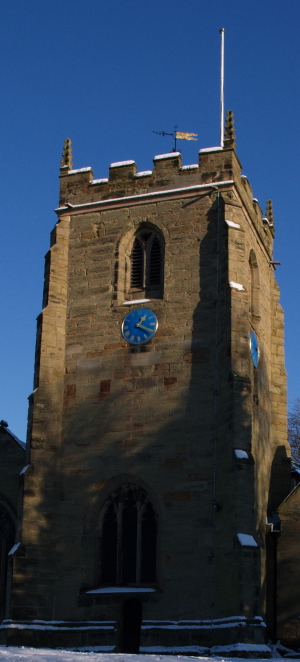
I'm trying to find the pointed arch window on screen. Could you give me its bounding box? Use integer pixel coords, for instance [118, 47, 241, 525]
[100, 485, 157, 586]
[130, 230, 163, 298]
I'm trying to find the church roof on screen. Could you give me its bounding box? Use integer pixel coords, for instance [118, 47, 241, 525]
[0, 421, 26, 451]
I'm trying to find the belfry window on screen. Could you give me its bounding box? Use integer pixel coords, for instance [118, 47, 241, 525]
[130, 230, 163, 297]
[100, 485, 157, 585]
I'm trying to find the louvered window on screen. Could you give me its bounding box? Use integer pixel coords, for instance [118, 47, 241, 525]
[149, 237, 161, 286]
[130, 230, 163, 296]
[130, 239, 144, 289]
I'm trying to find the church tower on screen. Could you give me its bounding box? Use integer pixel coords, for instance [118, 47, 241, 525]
[4, 117, 291, 652]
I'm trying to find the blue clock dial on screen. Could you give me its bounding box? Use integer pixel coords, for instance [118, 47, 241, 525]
[250, 330, 259, 368]
[122, 307, 158, 345]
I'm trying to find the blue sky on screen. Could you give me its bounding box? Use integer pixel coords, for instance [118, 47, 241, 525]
[1, 0, 300, 441]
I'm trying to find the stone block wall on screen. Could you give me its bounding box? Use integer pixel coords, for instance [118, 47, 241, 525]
[5, 145, 290, 650]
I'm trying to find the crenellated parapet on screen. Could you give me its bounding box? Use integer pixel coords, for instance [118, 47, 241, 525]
[58, 136, 274, 258]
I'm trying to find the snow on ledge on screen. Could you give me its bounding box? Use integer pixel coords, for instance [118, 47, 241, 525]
[122, 299, 150, 306]
[234, 449, 249, 460]
[1, 621, 115, 632]
[237, 533, 258, 547]
[229, 281, 245, 292]
[87, 587, 156, 594]
[67, 167, 92, 175]
[200, 146, 223, 153]
[135, 171, 152, 177]
[90, 178, 108, 185]
[20, 464, 30, 476]
[110, 160, 135, 168]
[211, 642, 271, 654]
[154, 152, 181, 160]
[8, 543, 21, 557]
[141, 616, 265, 630]
[226, 219, 241, 229]
[180, 164, 198, 170]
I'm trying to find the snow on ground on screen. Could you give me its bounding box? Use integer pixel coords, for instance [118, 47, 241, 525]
[0, 650, 297, 662]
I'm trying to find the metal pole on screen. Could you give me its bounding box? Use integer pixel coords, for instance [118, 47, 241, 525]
[219, 28, 225, 148]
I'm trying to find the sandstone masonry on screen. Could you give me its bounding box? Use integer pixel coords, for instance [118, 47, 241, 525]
[1, 124, 291, 654]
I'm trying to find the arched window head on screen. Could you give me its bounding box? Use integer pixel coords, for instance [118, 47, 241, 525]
[130, 229, 163, 298]
[249, 250, 260, 322]
[100, 484, 157, 586]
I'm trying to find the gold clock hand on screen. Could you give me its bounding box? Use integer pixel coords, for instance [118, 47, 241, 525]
[136, 314, 147, 328]
[136, 323, 153, 333]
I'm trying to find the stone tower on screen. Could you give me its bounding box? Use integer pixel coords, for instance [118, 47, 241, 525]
[3, 121, 291, 652]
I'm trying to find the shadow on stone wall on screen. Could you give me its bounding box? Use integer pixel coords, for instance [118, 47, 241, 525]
[9, 193, 275, 648]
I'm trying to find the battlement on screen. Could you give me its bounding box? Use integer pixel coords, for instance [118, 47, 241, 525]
[58, 140, 274, 257]
[59, 146, 239, 205]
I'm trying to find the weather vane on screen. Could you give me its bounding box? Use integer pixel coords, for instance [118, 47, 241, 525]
[153, 125, 198, 152]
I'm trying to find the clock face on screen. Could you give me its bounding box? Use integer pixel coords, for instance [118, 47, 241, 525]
[121, 307, 158, 345]
[250, 330, 259, 368]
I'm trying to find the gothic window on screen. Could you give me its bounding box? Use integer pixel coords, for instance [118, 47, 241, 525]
[130, 230, 163, 297]
[100, 485, 157, 586]
[249, 250, 260, 322]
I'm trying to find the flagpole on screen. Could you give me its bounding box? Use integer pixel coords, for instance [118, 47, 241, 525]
[219, 28, 225, 148]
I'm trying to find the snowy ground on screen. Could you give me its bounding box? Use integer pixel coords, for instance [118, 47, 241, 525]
[0, 650, 299, 662]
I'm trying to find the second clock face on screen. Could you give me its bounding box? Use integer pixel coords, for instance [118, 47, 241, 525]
[250, 330, 259, 368]
[122, 307, 158, 345]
